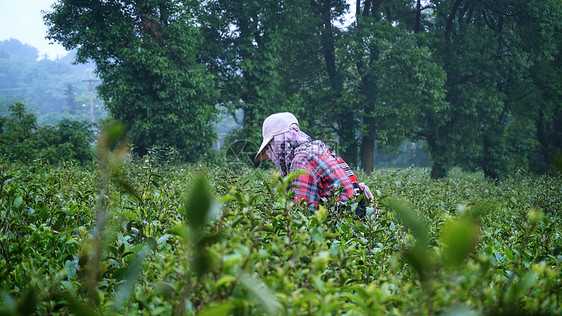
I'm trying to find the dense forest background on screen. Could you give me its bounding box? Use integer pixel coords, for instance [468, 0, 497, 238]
[1, 0, 561, 178]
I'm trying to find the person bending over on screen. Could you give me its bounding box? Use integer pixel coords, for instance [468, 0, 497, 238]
[255, 112, 373, 216]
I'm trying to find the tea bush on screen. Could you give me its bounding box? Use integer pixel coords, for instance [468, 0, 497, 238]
[0, 156, 560, 315]
[0, 103, 95, 165]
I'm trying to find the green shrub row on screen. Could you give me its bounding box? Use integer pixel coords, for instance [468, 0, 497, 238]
[0, 151, 560, 314]
[0, 103, 94, 165]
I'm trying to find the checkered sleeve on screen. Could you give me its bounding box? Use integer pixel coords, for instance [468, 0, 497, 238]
[289, 154, 319, 210]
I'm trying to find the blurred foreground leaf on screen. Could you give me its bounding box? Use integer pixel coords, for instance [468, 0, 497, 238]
[184, 175, 212, 230]
[198, 301, 236, 316]
[386, 198, 433, 282]
[386, 198, 429, 247]
[112, 239, 155, 312]
[239, 273, 281, 316]
[440, 219, 479, 267]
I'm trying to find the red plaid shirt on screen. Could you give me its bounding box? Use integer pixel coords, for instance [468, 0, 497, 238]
[289, 150, 355, 210]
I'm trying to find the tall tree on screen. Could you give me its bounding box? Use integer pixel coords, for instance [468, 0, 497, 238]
[200, 0, 290, 144]
[425, 0, 562, 178]
[503, 0, 562, 173]
[308, 0, 361, 165]
[63, 83, 77, 115]
[45, 0, 218, 160]
[200, 0, 347, 152]
[350, 0, 446, 173]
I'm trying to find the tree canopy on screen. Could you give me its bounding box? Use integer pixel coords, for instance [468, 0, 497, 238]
[40, 0, 562, 176]
[45, 0, 218, 161]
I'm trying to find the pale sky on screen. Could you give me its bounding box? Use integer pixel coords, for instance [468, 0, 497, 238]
[0, 0, 68, 60]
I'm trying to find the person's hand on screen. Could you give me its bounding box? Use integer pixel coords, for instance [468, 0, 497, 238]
[358, 182, 374, 199]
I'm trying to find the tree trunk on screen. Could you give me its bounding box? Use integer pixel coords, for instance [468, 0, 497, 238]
[482, 131, 503, 180]
[360, 116, 376, 174]
[414, 0, 421, 33]
[312, 0, 357, 164]
[314, 0, 339, 90]
[445, 0, 463, 42]
[337, 115, 359, 166]
[425, 126, 450, 179]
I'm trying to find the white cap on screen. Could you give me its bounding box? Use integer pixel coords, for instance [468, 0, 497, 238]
[255, 112, 299, 162]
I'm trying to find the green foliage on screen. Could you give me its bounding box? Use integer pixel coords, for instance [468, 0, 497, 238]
[424, 0, 562, 178]
[0, 102, 40, 161]
[38, 0, 562, 177]
[348, 3, 447, 172]
[40, 119, 96, 164]
[0, 102, 95, 164]
[1, 153, 560, 315]
[45, 0, 219, 161]
[200, 0, 321, 146]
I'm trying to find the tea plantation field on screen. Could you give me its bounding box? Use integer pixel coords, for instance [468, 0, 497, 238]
[0, 156, 561, 315]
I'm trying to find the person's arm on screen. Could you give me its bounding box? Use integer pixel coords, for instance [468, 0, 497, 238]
[358, 182, 374, 199]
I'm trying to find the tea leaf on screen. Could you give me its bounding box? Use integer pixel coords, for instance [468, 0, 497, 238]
[386, 198, 428, 247]
[198, 301, 236, 316]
